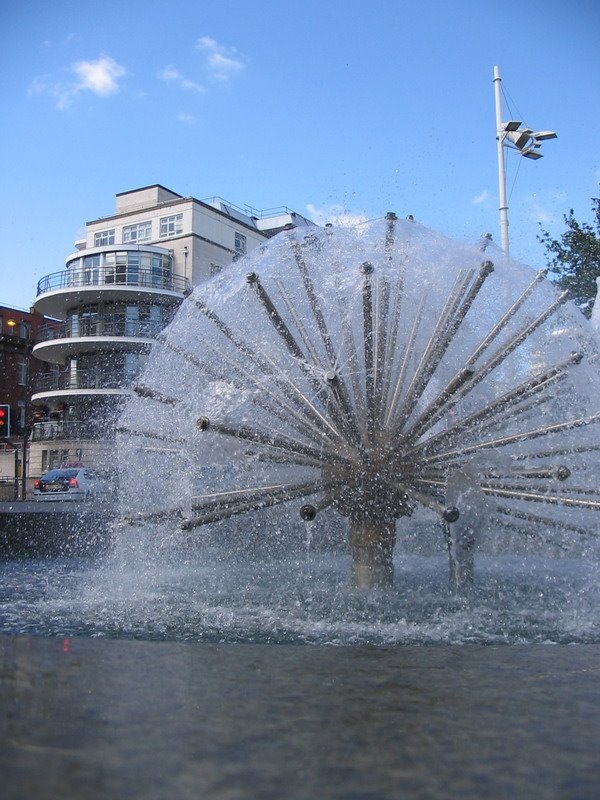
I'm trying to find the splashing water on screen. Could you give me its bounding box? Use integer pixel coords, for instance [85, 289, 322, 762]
[119, 216, 600, 555]
[1, 549, 600, 644]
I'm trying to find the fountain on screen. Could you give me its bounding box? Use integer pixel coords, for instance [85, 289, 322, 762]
[116, 214, 600, 594]
[4, 216, 600, 800]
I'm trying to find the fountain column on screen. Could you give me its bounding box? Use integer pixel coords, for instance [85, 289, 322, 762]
[444, 523, 475, 590]
[348, 516, 396, 588]
[444, 468, 480, 591]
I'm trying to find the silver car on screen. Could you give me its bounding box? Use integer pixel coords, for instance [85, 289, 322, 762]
[33, 467, 111, 501]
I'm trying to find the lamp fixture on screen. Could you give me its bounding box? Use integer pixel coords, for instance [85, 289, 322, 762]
[521, 149, 544, 160]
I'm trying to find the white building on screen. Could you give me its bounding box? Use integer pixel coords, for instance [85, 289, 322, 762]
[30, 185, 314, 477]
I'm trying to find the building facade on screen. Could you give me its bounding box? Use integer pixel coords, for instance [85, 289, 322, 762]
[0, 305, 55, 491]
[30, 185, 313, 479]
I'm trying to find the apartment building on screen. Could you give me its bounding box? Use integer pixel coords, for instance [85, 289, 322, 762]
[30, 185, 314, 477]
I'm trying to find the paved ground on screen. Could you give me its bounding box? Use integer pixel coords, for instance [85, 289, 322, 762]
[1, 635, 599, 799]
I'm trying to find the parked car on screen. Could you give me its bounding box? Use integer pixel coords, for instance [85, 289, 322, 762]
[33, 467, 112, 501]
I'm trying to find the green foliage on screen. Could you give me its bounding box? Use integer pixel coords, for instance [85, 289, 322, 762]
[539, 193, 600, 318]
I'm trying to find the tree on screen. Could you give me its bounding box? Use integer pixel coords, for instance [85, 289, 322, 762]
[538, 193, 600, 318]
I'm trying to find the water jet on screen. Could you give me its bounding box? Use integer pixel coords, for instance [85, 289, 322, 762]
[118, 215, 600, 591]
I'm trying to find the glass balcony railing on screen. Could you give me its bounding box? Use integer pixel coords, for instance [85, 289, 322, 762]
[31, 420, 113, 442]
[36, 268, 190, 297]
[36, 315, 166, 343]
[33, 367, 136, 393]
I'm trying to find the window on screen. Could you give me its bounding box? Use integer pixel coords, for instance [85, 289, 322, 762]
[125, 305, 139, 337]
[78, 305, 99, 336]
[123, 221, 152, 243]
[19, 321, 30, 339]
[124, 352, 142, 380]
[69, 357, 79, 389]
[151, 254, 171, 288]
[83, 254, 101, 284]
[114, 252, 127, 284]
[94, 229, 115, 246]
[66, 257, 81, 287]
[235, 232, 247, 255]
[17, 358, 27, 386]
[126, 252, 139, 284]
[17, 401, 26, 428]
[159, 214, 183, 238]
[68, 311, 80, 337]
[103, 252, 116, 283]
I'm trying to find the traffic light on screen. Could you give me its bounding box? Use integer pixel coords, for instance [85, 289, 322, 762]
[0, 405, 9, 438]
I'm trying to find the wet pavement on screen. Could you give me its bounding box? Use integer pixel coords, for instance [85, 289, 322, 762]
[1, 635, 599, 799]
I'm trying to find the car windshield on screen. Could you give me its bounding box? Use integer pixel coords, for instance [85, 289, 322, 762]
[42, 469, 80, 480]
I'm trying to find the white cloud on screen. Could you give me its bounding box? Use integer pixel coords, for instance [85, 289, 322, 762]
[29, 55, 126, 109]
[530, 203, 556, 225]
[42, 33, 75, 49]
[158, 65, 181, 82]
[28, 75, 51, 96]
[472, 189, 489, 205]
[306, 203, 369, 228]
[196, 36, 246, 81]
[72, 56, 125, 97]
[158, 65, 205, 93]
[177, 112, 195, 124]
[27, 75, 77, 110]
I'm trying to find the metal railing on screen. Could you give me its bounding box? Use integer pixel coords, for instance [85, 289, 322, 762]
[31, 420, 112, 442]
[33, 367, 135, 393]
[37, 268, 190, 297]
[203, 196, 298, 220]
[36, 315, 165, 343]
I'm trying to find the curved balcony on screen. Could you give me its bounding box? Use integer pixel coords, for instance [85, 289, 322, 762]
[35, 267, 191, 318]
[33, 315, 164, 362]
[31, 367, 135, 403]
[37, 316, 165, 342]
[31, 420, 112, 442]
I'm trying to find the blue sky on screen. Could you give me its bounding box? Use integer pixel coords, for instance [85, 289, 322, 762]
[1, 0, 598, 310]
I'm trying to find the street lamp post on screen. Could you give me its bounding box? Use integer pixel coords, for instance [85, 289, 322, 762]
[493, 65, 557, 257]
[493, 66, 510, 255]
[21, 359, 29, 501]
